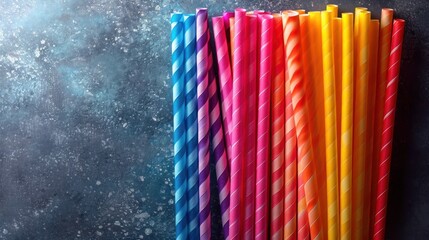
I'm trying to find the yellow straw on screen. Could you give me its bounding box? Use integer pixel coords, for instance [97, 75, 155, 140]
[352, 10, 370, 240]
[309, 12, 328, 239]
[340, 12, 353, 240]
[321, 10, 339, 240]
[327, 4, 338, 18]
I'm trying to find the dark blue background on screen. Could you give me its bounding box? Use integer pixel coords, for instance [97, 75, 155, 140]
[0, 0, 427, 239]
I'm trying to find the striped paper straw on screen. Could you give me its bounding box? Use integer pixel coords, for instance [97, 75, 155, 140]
[363, 19, 380, 240]
[230, 8, 247, 240]
[212, 16, 233, 164]
[208, 39, 231, 240]
[298, 175, 310, 240]
[321, 11, 339, 240]
[284, 80, 297, 240]
[270, 13, 285, 240]
[171, 12, 188, 240]
[352, 10, 370, 240]
[230, 17, 235, 69]
[223, 11, 234, 62]
[340, 12, 353, 240]
[370, 9, 394, 236]
[244, 14, 257, 240]
[196, 8, 211, 240]
[284, 10, 323, 240]
[308, 13, 328, 234]
[255, 14, 273, 240]
[333, 17, 342, 156]
[372, 19, 405, 240]
[183, 14, 199, 240]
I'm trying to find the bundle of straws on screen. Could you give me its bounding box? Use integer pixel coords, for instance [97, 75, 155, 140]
[171, 4, 405, 240]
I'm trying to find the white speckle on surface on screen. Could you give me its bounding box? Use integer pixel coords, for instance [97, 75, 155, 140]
[3, 229, 8, 234]
[139, 176, 145, 182]
[155, 5, 160, 11]
[41, 39, 45, 44]
[168, 199, 174, 205]
[34, 47, 40, 58]
[96, 231, 102, 236]
[114, 221, 121, 226]
[96, 181, 101, 185]
[144, 228, 152, 235]
[122, 122, 128, 128]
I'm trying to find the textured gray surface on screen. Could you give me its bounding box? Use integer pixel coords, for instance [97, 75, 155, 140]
[0, 0, 427, 239]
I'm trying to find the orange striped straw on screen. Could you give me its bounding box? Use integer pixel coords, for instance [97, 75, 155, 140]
[321, 10, 339, 240]
[352, 10, 370, 240]
[363, 19, 380, 240]
[308, 11, 327, 239]
[270, 13, 285, 240]
[370, 9, 393, 236]
[340, 12, 354, 240]
[284, 10, 323, 240]
[283, 66, 297, 240]
[333, 17, 342, 161]
[298, 174, 310, 240]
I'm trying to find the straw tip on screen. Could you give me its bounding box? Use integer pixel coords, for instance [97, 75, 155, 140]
[171, 12, 183, 21]
[235, 8, 246, 13]
[282, 10, 299, 17]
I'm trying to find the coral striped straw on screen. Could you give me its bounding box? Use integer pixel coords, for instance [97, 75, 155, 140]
[208, 39, 231, 240]
[298, 175, 310, 240]
[196, 8, 211, 240]
[270, 13, 285, 240]
[283, 10, 323, 240]
[244, 14, 257, 240]
[183, 14, 199, 240]
[340, 12, 353, 240]
[372, 19, 405, 240]
[283, 80, 297, 240]
[254, 14, 273, 240]
[229, 8, 247, 240]
[212, 16, 233, 164]
[171, 12, 188, 240]
[370, 9, 394, 236]
[321, 11, 339, 240]
[352, 10, 370, 240]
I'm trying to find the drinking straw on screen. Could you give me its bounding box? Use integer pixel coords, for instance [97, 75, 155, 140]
[171, 12, 188, 240]
[297, 175, 310, 240]
[333, 17, 342, 157]
[352, 10, 370, 240]
[297, 13, 312, 240]
[230, 8, 247, 240]
[223, 11, 234, 62]
[363, 19, 379, 240]
[283, 80, 297, 240]
[196, 8, 211, 240]
[340, 12, 353, 240]
[372, 18, 405, 240]
[270, 13, 285, 240]
[243, 14, 257, 240]
[308, 11, 327, 238]
[326, 4, 338, 18]
[229, 17, 235, 69]
[212, 16, 233, 164]
[208, 38, 231, 240]
[254, 14, 273, 240]
[183, 14, 199, 240]
[284, 10, 323, 240]
[370, 9, 394, 236]
[321, 10, 339, 240]
[295, 9, 306, 14]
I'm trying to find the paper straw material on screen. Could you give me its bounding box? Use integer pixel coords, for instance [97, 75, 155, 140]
[372, 19, 405, 240]
[255, 14, 273, 240]
[171, 12, 188, 240]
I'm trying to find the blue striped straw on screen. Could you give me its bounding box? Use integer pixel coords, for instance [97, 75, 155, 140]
[171, 12, 188, 240]
[183, 14, 199, 239]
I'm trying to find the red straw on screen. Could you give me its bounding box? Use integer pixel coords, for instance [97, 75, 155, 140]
[372, 19, 405, 240]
